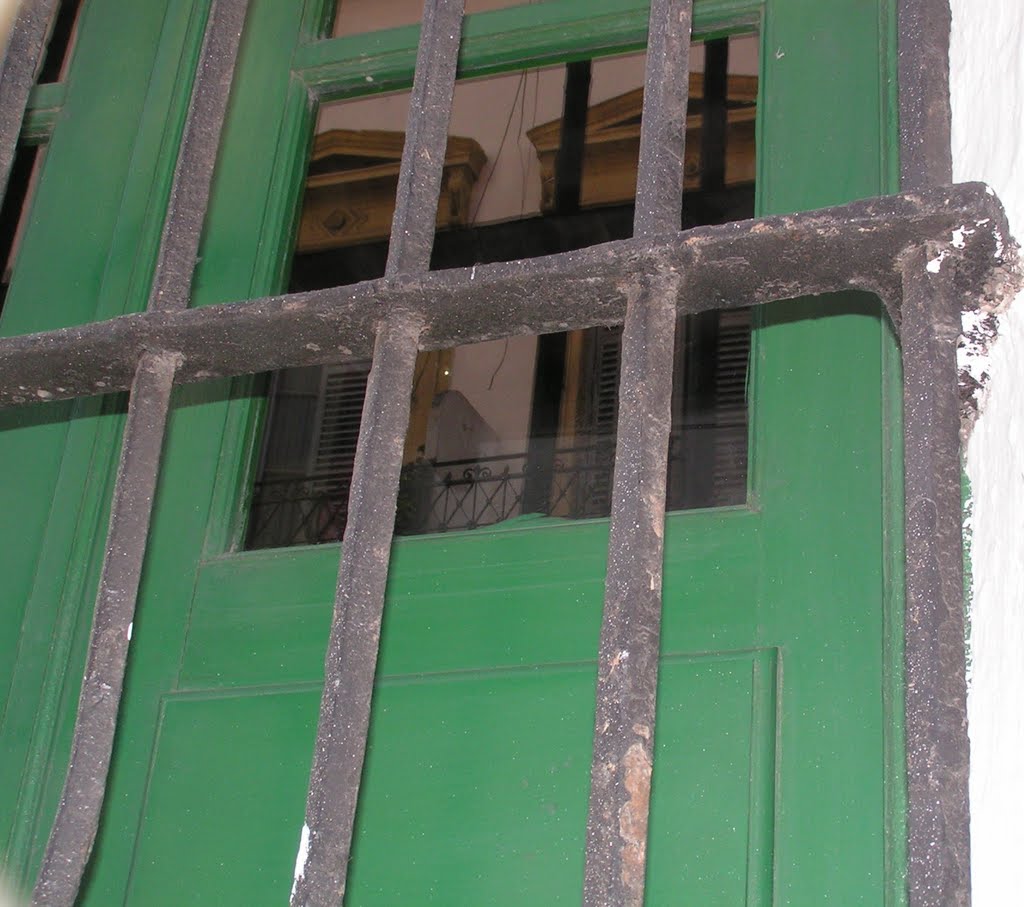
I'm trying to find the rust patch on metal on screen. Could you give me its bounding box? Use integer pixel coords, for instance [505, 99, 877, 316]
[618, 741, 653, 900]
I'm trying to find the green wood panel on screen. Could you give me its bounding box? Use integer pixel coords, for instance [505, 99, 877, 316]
[750, 0, 900, 891]
[0, 0, 215, 877]
[180, 509, 758, 688]
[646, 650, 777, 905]
[123, 691, 317, 904]
[120, 648, 777, 905]
[73, 0, 321, 899]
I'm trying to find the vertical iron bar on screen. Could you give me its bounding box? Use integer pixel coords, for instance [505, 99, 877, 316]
[149, 0, 251, 313]
[290, 2, 464, 905]
[897, 0, 952, 190]
[384, 0, 463, 279]
[582, 1, 692, 905]
[0, 0, 60, 206]
[30, 351, 179, 907]
[30, 2, 250, 903]
[900, 246, 971, 907]
[632, 0, 692, 239]
[896, 2, 963, 899]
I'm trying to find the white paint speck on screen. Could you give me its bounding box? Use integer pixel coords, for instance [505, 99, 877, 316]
[365, 74, 374, 82]
[992, 226, 1005, 258]
[126, 622, 133, 641]
[470, 265, 476, 280]
[959, 309, 997, 393]
[291, 823, 311, 898]
[952, 225, 975, 248]
[927, 250, 949, 273]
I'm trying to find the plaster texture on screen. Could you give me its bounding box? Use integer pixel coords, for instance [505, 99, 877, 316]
[949, 2, 1024, 903]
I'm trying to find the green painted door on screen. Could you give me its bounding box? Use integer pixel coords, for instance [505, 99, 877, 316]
[0, 0, 903, 903]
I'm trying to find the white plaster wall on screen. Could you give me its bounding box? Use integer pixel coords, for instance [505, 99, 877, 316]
[949, 2, 1024, 903]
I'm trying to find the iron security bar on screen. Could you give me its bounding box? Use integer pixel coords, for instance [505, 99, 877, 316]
[26, 1, 252, 904]
[0, 186, 1014, 907]
[582, 0, 693, 903]
[290, 1, 465, 904]
[0, 0, 59, 204]
[901, 244, 973, 901]
[0, 184, 1012, 407]
[0, 0, 1018, 905]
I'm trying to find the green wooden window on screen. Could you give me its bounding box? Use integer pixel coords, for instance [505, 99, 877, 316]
[0, 0, 999, 904]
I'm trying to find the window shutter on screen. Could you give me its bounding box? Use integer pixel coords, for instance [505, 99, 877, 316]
[310, 361, 372, 497]
[707, 307, 750, 505]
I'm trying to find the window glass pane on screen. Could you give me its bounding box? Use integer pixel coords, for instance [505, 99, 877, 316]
[246, 33, 758, 550]
[37, 0, 86, 83]
[0, 143, 46, 318]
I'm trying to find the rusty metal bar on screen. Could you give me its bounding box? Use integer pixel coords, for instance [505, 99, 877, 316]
[631, 0, 692, 239]
[289, 2, 464, 904]
[0, 0, 60, 206]
[897, 0, 952, 190]
[0, 183, 1013, 410]
[149, 0, 251, 313]
[900, 246, 972, 906]
[29, 2, 251, 904]
[896, 3, 969, 900]
[30, 351, 179, 907]
[582, 1, 692, 904]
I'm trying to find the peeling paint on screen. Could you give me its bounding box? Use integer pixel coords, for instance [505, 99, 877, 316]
[618, 742, 652, 900]
[952, 225, 975, 248]
[927, 249, 949, 273]
[959, 308, 1000, 437]
[290, 823, 311, 899]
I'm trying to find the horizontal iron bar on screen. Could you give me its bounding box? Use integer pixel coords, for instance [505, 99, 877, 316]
[0, 183, 1013, 410]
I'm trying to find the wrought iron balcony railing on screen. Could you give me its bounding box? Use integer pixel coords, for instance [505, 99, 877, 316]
[248, 423, 746, 548]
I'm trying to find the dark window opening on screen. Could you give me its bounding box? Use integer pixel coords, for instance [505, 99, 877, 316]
[246, 35, 757, 550]
[0, 142, 43, 318]
[37, 0, 85, 84]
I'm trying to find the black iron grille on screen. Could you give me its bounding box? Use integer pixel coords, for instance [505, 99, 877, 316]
[0, 1, 1017, 906]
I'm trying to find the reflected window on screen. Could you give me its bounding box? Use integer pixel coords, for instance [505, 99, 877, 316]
[246, 35, 757, 549]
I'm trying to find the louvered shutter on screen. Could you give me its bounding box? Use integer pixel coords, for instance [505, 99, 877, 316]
[310, 361, 372, 497]
[707, 308, 750, 505]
